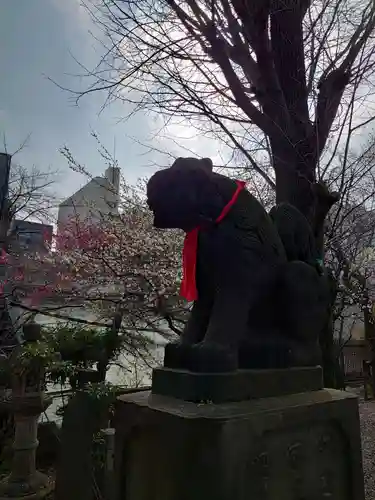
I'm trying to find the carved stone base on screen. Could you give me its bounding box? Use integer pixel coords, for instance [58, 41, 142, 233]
[114, 388, 365, 500]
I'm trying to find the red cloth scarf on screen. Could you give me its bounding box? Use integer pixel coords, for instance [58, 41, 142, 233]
[180, 180, 246, 301]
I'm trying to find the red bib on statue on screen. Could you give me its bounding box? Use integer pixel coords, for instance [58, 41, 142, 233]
[180, 180, 246, 302]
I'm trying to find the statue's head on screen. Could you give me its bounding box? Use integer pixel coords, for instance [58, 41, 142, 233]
[147, 157, 224, 231]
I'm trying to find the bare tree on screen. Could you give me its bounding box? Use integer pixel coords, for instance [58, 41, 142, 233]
[7, 163, 56, 224]
[64, 0, 375, 253]
[322, 134, 375, 386]
[57, 1, 375, 385]
[0, 156, 57, 353]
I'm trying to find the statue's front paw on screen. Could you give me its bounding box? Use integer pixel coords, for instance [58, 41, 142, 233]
[164, 342, 192, 370]
[188, 342, 238, 373]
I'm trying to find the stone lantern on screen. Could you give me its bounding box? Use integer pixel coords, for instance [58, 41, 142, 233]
[0, 320, 54, 499]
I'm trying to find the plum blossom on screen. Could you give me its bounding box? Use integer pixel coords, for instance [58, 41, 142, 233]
[20, 182, 186, 334]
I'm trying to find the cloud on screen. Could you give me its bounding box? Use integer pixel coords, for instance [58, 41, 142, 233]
[50, 0, 90, 24]
[145, 115, 228, 170]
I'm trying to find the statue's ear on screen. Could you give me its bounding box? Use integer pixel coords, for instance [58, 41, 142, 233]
[200, 158, 213, 172]
[170, 156, 213, 173]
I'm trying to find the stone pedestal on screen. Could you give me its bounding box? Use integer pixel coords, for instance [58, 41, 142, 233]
[0, 393, 54, 500]
[114, 367, 365, 500]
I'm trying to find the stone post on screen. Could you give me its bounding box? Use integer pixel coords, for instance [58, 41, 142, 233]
[0, 321, 53, 499]
[55, 368, 102, 500]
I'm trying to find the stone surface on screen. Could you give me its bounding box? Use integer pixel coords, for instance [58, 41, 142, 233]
[152, 366, 323, 403]
[114, 389, 365, 500]
[55, 391, 104, 500]
[36, 422, 60, 468]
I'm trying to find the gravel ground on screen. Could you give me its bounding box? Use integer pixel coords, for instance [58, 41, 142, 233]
[360, 399, 375, 500]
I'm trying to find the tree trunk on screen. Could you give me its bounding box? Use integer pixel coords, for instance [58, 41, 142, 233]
[364, 308, 375, 396]
[319, 307, 336, 387]
[97, 309, 123, 383]
[318, 271, 340, 388]
[271, 140, 338, 387]
[271, 139, 316, 222]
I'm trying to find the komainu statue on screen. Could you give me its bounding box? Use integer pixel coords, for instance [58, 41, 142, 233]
[147, 157, 329, 373]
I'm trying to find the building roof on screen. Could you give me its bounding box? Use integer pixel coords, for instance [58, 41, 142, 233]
[59, 167, 120, 208]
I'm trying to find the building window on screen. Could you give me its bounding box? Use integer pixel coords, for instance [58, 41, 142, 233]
[18, 232, 32, 245]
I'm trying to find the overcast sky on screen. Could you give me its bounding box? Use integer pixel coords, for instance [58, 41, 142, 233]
[0, 0, 224, 203]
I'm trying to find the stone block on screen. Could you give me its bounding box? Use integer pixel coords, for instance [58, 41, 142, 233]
[114, 388, 365, 500]
[152, 366, 323, 403]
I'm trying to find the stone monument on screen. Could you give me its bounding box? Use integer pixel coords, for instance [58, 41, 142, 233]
[114, 158, 365, 500]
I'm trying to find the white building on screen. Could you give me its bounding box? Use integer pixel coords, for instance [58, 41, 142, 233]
[57, 166, 120, 231]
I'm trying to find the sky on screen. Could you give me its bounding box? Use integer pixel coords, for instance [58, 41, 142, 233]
[0, 0, 222, 204]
